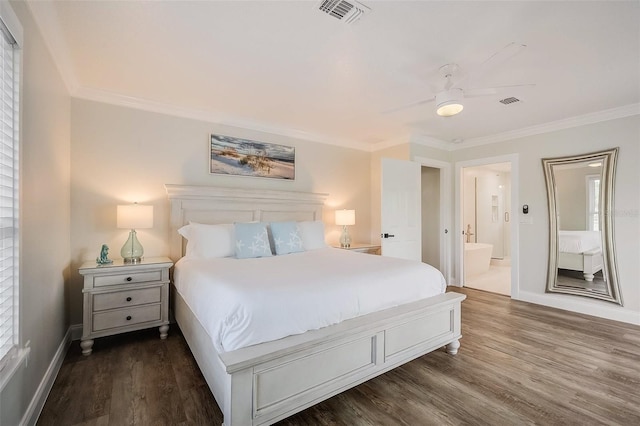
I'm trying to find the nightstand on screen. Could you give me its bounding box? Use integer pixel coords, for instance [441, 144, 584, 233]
[333, 243, 381, 255]
[78, 256, 173, 355]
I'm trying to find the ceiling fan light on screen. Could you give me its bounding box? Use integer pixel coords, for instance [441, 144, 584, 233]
[437, 102, 464, 117]
[436, 88, 464, 117]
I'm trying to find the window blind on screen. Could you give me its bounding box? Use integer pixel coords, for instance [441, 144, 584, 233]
[587, 176, 600, 232]
[0, 19, 18, 366]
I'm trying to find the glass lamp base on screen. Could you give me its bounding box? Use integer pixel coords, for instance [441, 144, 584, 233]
[121, 229, 144, 263]
[340, 226, 352, 248]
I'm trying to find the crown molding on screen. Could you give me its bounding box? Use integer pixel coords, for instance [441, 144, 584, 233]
[369, 132, 453, 153]
[409, 134, 454, 151]
[73, 86, 372, 152]
[74, 86, 637, 155]
[453, 103, 640, 150]
[369, 136, 412, 152]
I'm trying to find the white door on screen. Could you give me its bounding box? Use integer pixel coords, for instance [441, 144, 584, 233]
[381, 158, 421, 261]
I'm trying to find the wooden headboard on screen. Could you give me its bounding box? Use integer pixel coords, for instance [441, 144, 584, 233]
[165, 184, 328, 261]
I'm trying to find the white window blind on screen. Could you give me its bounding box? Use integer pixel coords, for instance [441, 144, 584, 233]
[0, 18, 19, 366]
[587, 175, 600, 232]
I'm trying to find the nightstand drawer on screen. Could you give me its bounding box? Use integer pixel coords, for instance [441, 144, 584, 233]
[93, 287, 161, 311]
[93, 304, 161, 332]
[93, 270, 162, 287]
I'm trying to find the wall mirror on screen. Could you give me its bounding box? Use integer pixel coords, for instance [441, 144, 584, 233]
[542, 148, 622, 305]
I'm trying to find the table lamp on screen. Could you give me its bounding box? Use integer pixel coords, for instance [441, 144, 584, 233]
[117, 203, 153, 264]
[335, 209, 355, 248]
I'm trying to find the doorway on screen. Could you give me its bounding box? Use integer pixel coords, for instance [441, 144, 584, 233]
[416, 157, 451, 283]
[455, 154, 519, 298]
[421, 166, 440, 270]
[379, 157, 451, 284]
[462, 163, 512, 295]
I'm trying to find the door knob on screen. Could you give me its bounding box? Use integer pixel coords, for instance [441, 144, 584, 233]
[381, 233, 395, 239]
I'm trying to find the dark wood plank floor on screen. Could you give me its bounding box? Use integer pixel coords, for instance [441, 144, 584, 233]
[38, 288, 640, 426]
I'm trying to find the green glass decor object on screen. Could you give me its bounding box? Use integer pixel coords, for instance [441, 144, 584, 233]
[96, 244, 113, 265]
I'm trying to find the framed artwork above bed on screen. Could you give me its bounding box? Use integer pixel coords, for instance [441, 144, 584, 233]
[210, 134, 295, 180]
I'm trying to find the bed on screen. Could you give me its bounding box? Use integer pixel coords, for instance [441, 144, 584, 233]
[558, 230, 603, 282]
[166, 184, 466, 426]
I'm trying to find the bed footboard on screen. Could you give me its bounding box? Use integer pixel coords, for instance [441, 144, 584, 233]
[217, 292, 465, 426]
[559, 249, 603, 281]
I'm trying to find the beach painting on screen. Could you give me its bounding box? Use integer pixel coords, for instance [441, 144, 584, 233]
[210, 134, 295, 180]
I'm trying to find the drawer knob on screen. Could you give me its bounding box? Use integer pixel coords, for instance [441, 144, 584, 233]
[126, 315, 132, 321]
[126, 297, 132, 302]
[126, 277, 132, 282]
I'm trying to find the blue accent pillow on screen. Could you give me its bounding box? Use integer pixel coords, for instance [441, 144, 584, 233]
[270, 222, 304, 255]
[234, 223, 273, 259]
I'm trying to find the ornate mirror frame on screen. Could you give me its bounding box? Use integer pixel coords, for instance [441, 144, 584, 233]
[542, 147, 622, 305]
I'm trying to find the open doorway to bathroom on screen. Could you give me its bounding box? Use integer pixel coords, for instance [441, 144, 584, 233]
[462, 162, 512, 295]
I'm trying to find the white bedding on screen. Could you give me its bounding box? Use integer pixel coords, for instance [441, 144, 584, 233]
[558, 230, 601, 254]
[174, 247, 446, 352]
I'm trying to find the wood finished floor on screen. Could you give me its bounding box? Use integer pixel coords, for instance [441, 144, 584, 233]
[38, 288, 640, 426]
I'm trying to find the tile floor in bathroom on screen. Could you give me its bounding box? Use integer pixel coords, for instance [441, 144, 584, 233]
[465, 264, 511, 296]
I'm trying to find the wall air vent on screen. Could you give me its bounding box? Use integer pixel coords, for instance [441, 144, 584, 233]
[317, 0, 370, 24]
[499, 97, 521, 105]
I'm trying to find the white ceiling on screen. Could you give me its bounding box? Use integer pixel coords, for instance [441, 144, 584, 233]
[28, 0, 640, 150]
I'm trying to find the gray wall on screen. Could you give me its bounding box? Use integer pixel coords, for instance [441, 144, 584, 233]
[0, 1, 71, 425]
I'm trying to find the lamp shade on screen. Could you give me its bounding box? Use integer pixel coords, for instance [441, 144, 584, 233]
[335, 209, 355, 226]
[117, 204, 153, 229]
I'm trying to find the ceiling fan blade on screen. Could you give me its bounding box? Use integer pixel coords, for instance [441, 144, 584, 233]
[465, 83, 536, 98]
[453, 42, 527, 87]
[382, 96, 436, 114]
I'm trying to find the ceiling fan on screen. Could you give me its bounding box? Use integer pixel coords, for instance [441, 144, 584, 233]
[385, 42, 535, 117]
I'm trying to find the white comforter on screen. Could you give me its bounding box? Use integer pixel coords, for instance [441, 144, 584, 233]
[174, 248, 446, 352]
[558, 230, 601, 254]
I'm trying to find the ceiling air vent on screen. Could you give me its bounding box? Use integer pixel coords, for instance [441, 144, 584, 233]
[499, 97, 521, 105]
[317, 0, 370, 24]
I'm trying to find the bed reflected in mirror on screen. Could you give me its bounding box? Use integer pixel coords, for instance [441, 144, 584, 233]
[542, 148, 622, 305]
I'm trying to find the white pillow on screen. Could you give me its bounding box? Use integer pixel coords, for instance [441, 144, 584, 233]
[178, 222, 235, 258]
[298, 221, 327, 250]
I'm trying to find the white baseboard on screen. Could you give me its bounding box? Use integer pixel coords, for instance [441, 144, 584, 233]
[516, 290, 640, 325]
[20, 326, 73, 426]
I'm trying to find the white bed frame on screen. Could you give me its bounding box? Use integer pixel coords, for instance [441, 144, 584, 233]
[558, 249, 603, 282]
[166, 184, 466, 426]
